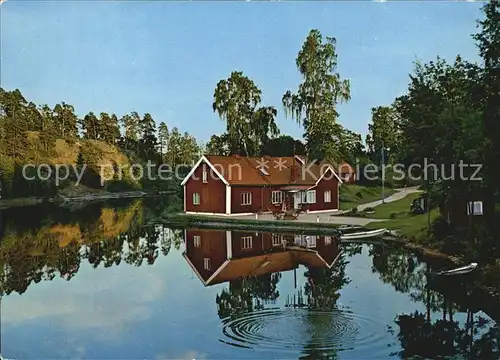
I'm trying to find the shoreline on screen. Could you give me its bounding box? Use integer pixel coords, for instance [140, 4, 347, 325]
[0, 190, 150, 210]
[160, 213, 343, 235]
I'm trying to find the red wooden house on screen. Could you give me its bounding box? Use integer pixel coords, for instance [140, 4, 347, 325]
[183, 229, 342, 286]
[181, 155, 347, 215]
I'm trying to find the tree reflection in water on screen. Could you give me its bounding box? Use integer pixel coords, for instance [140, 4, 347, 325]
[0, 199, 185, 295]
[216, 273, 282, 319]
[370, 243, 500, 359]
[297, 245, 361, 360]
[390, 310, 499, 359]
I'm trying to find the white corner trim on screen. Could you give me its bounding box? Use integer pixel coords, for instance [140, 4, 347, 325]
[294, 155, 305, 164]
[226, 185, 231, 214]
[183, 186, 187, 212]
[315, 166, 344, 185]
[337, 182, 340, 210]
[206, 259, 231, 285]
[226, 230, 232, 259]
[180, 155, 229, 186]
[328, 250, 344, 269]
[182, 252, 209, 286]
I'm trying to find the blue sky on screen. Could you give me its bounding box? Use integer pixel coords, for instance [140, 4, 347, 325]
[1, 1, 484, 144]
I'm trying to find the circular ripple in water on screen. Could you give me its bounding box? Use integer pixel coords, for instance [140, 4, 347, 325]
[219, 307, 387, 355]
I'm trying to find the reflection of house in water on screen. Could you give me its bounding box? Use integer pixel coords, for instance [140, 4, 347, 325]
[183, 229, 342, 286]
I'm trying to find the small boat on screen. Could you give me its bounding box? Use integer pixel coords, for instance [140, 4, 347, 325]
[426, 262, 478, 278]
[340, 228, 387, 240]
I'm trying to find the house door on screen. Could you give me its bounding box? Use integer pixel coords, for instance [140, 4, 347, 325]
[293, 192, 301, 209]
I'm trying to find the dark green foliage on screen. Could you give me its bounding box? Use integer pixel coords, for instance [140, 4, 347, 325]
[80, 111, 99, 140]
[283, 29, 350, 162]
[139, 113, 158, 161]
[0, 88, 30, 163]
[213, 71, 279, 156]
[0, 87, 201, 198]
[366, 105, 401, 164]
[473, 1, 500, 232]
[261, 135, 306, 157]
[53, 102, 78, 139]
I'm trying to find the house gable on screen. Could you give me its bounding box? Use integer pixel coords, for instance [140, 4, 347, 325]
[315, 166, 343, 185]
[181, 155, 229, 186]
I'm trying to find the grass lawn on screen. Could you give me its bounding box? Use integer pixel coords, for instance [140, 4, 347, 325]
[368, 192, 422, 219]
[339, 184, 397, 210]
[366, 209, 440, 240]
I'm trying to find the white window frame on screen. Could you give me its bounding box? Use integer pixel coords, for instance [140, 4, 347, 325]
[324, 236, 332, 245]
[272, 234, 283, 246]
[241, 192, 252, 206]
[193, 192, 200, 205]
[300, 191, 308, 203]
[324, 190, 332, 203]
[204, 258, 210, 270]
[194, 235, 201, 247]
[307, 190, 316, 204]
[271, 190, 283, 204]
[241, 236, 253, 249]
[306, 235, 316, 248]
[202, 164, 208, 183]
[467, 201, 483, 216]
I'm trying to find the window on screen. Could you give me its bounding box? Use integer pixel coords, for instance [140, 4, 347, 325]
[271, 191, 283, 204]
[324, 190, 332, 203]
[194, 235, 201, 247]
[300, 191, 308, 203]
[241, 192, 252, 205]
[324, 236, 332, 245]
[467, 201, 483, 216]
[307, 190, 316, 204]
[272, 234, 283, 246]
[241, 236, 253, 249]
[306, 235, 316, 248]
[204, 258, 210, 270]
[193, 192, 200, 205]
[202, 164, 208, 183]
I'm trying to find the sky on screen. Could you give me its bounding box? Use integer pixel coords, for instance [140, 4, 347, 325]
[1, 1, 485, 144]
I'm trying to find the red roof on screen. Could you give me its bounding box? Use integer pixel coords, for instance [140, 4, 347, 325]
[182, 155, 345, 186]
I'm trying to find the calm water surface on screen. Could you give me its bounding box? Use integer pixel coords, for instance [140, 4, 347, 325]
[0, 199, 498, 359]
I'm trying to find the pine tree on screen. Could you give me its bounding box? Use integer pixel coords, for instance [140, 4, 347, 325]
[54, 102, 78, 139]
[98, 112, 112, 142]
[80, 112, 99, 140]
[0, 89, 30, 162]
[120, 112, 141, 152]
[101, 113, 120, 145]
[139, 113, 158, 160]
[158, 122, 169, 160]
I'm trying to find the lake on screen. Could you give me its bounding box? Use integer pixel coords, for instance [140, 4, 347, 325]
[0, 199, 498, 359]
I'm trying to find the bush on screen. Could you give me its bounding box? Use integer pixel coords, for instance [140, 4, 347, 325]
[430, 215, 452, 242]
[390, 212, 397, 219]
[356, 191, 363, 199]
[351, 207, 358, 214]
[364, 207, 374, 212]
